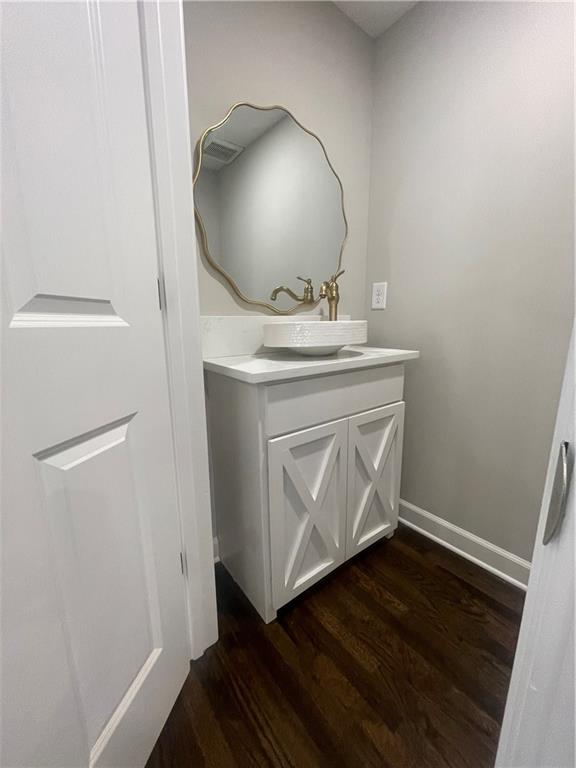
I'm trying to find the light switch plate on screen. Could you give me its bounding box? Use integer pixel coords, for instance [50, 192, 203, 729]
[371, 282, 387, 310]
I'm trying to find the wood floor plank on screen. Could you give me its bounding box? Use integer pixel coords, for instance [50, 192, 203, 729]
[358, 544, 518, 661]
[301, 597, 479, 768]
[339, 570, 502, 758]
[146, 525, 524, 768]
[385, 537, 522, 652]
[398, 527, 525, 615]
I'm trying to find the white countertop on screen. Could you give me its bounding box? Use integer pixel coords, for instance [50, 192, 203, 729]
[203, 346, 419, 384]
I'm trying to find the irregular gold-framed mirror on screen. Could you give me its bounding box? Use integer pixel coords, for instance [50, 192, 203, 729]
[193, 103, 347, 314]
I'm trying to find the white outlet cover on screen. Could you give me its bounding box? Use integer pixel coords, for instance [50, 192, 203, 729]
[372, 282, 387, 309]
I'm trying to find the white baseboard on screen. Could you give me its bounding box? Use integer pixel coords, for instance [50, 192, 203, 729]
[399, 499, 531, 590]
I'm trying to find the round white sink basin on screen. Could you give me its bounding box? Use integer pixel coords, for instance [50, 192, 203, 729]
[263, 320, 367, 356]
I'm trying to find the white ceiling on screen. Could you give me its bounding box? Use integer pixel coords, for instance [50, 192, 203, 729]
[335, 1, 418, 38]
[217, 108, 286, 148]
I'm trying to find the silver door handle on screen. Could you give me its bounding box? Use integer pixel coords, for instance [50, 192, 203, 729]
[543, 441, 572, 545]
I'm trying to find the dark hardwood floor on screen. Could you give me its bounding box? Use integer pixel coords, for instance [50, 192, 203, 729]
[146, 525, 524, 768]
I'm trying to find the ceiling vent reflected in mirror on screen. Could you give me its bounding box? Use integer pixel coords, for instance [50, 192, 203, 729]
[203, 137, 244, 167]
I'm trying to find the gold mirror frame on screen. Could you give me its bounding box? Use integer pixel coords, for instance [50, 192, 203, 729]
[192, 102, 348, 315]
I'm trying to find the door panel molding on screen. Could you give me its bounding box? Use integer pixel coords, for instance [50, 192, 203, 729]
[11, 295, 128, 329]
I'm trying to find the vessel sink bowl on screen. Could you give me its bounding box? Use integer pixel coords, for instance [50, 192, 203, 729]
[263, 320, 367, 356]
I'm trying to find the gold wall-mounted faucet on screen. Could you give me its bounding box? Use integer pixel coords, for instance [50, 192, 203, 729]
[319, 269, 345, 321]
[270, 276, 315, 304]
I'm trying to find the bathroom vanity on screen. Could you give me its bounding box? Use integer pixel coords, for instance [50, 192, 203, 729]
[194, 101, 419, 621]
[205, 344, 419, 622]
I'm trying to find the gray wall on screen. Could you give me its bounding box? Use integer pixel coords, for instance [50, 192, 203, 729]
[366, 2, 574, 560]
[184, 1, 373, 319]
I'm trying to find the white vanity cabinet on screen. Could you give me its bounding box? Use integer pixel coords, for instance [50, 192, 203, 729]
[268, 401, 404, 609]
[204, 346, 417, 623]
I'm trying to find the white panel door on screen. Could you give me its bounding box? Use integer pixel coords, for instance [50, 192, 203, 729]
[2, 3, 190, 767]
[496, 328, 574, 768]
[347, 403, 405, 556]
[269, 419, 348, 609]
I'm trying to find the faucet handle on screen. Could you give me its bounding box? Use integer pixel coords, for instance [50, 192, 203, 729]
[331, 269, 345, 283]
[296, 276, 315, 303]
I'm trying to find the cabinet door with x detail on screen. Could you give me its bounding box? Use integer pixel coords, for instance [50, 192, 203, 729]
[347, 402, 405, 557]
[268, 418, 348, 609]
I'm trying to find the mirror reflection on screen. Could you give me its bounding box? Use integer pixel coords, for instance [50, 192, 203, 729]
[194, 104, 347, 312]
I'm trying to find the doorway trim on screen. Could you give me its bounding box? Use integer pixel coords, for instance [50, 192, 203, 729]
[138, 0, 218, 659]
